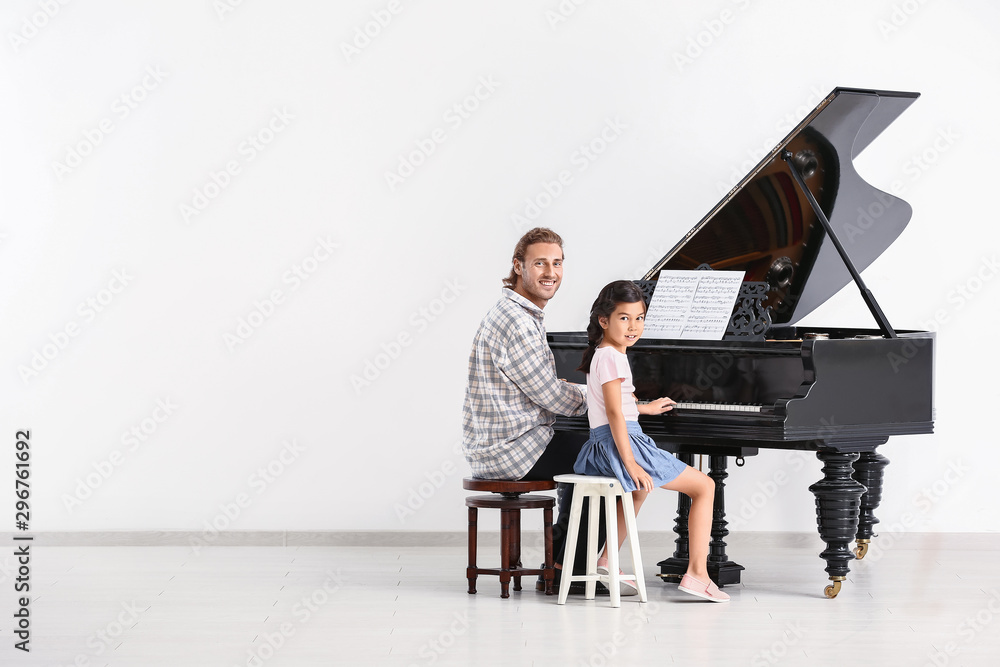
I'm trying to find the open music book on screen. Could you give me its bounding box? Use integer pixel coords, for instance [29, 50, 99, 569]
[642, 270, 744, 340]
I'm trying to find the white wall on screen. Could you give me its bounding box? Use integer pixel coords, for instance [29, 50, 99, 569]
[3, 0, 997, 536]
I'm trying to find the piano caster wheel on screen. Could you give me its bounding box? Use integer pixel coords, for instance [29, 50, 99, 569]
[855, 539, 870, 560]
[824, 579, 844, 599]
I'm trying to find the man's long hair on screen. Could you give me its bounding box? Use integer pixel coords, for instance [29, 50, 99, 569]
[502, 227, 564, 290]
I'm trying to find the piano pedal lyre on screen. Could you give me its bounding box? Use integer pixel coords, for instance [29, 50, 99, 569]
[854, 539, 870, 560]
[824, 577, 845, 599]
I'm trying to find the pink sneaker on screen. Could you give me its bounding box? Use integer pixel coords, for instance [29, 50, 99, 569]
[678, 574, 730, 602]
[596, 557, 638, 596]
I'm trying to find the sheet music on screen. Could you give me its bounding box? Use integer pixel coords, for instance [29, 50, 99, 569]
[642, 270, 745, 340]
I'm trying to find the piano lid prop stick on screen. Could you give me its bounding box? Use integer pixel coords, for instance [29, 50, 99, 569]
[781, 150, 898, 339]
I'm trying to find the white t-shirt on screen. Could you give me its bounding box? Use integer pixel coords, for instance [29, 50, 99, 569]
[586, 346, 640, 428]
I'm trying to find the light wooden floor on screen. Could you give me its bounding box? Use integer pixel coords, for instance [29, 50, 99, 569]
[5, 532, 1000, 666]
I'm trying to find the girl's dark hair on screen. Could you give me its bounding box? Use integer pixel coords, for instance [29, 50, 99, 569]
[577, 280, 646, 373]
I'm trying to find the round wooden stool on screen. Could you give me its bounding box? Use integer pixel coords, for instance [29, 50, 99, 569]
[463, 477, 557, 598]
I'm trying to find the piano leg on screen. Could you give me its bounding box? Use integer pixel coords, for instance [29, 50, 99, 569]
[707, 454, 746, 586]
[657, 453, 745, 586]
[808, 450, 867, 598]
[852, 450, 890, 559]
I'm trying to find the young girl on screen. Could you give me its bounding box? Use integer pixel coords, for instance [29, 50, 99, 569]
[573, 280, 730, 602]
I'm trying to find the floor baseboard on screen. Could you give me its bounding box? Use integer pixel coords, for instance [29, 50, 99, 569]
[2, 530, 997, 548]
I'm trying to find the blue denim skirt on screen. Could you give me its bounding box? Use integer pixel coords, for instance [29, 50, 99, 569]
[573, 421, 687, 493]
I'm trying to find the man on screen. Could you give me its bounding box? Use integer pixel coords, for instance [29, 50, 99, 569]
[463, 227, 616, 593]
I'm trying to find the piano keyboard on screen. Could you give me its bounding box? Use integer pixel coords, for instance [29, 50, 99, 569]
[637, 400, 766, 414]
[673, 402, 764, 413]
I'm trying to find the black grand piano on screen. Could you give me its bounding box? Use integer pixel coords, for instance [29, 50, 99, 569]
[547, 87, 935, 598]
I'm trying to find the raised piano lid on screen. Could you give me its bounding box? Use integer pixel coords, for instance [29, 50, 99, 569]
[643, 87, 920, 326]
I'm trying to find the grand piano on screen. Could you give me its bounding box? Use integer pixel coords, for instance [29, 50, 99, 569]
[547, 87, 935, 598]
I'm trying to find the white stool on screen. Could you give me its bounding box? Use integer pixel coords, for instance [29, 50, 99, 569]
[553, 474, 647, 607]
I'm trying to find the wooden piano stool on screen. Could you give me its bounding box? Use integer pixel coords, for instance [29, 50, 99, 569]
[553, 474, 648, 608]
[463, 477, 556, 599]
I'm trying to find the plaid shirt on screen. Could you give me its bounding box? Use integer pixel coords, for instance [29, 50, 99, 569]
[462, 289, 587, 479]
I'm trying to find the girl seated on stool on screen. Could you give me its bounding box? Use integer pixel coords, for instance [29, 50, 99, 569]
[573, 280, 729, 602]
